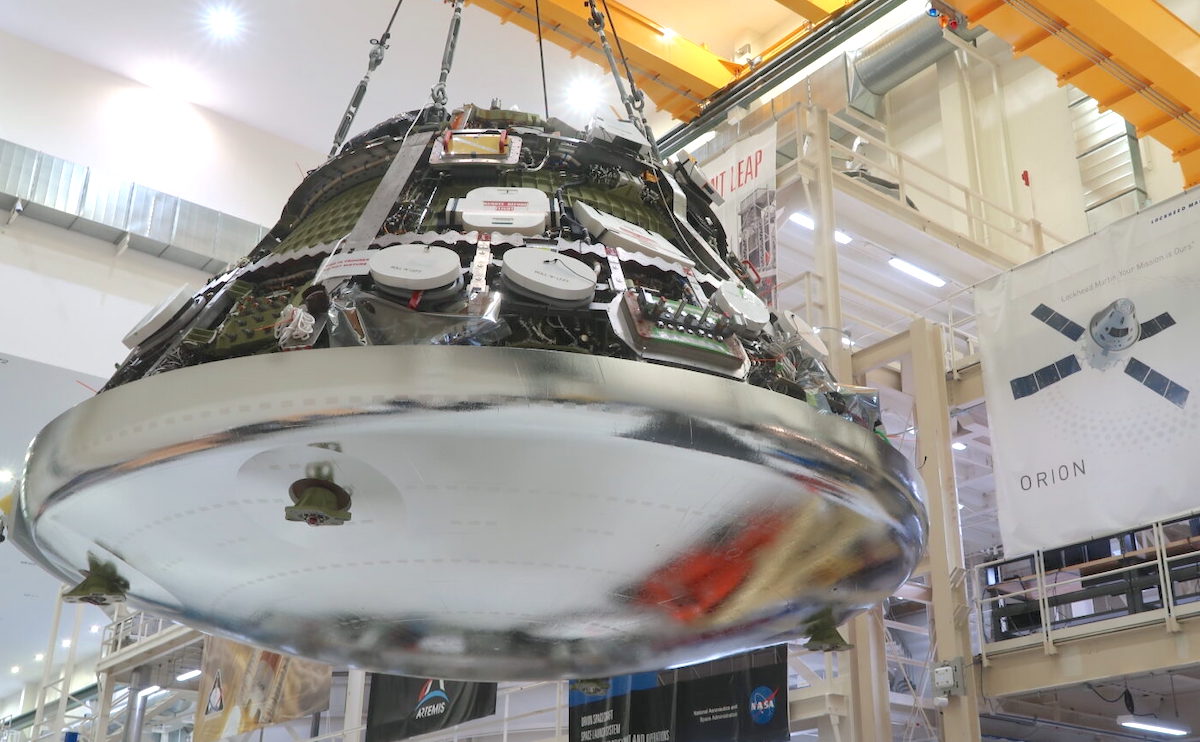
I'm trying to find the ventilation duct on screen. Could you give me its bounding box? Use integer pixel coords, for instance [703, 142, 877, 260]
[0, 137, 267, 274]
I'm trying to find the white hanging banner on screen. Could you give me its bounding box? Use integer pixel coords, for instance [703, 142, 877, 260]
[975, 189, 1200, 556]
[701, 124, 777, 261]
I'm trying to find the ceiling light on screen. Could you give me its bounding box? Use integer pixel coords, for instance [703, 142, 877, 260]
[34, 654, 43, 662]
[660, 27, 678, 41]
[951, 442, 967, 451]
[60, 639, 71, 648]
[789, 212, 815, 229]
[566, 77, 605, 115]
[788, 213, 852, 244]
[89, 624, 100, 634]
[1117, 716, 1188, 736]
[888, 257, 946, 288]
[957, 502, 965, 510]
[138, 685, 161, 698]
[0, 469, 12, 483]
[9, 666, 18, 674]
[176, 669, 202, 682]
[203, 5, 244, 40]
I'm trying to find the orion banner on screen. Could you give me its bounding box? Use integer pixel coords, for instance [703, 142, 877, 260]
[366, 675, 497, 742]
[568, 646, 789, 742]
[975, 189, 1200, 555]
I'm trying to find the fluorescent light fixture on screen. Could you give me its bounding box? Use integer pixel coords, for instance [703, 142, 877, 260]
[203, 5, 244, 40]
[1118, 716, 1188, 736]
[789, 212, 815, 229]
[176, 669, 202, 682]
[788, 212, 852, 244]
[888, 257, 946, 288]
[951, 442, 967, 451]
[138, 685, 161, 698]
[0, 469, 12, 483]
[61, 639, 71, 648]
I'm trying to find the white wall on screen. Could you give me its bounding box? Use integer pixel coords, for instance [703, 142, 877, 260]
[881, 28, 1200, 252]
[0, 29, 323, 227]
[0, 207, 209, 377]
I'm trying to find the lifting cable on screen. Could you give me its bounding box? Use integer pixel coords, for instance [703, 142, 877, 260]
[328, 0, 406, 157]
[534, 0, 550, 120]
[599, 0, 644, 115]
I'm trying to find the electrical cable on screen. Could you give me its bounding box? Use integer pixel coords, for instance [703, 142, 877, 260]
[534, 0, 550, 120]
[1086, 683, 1124, 704]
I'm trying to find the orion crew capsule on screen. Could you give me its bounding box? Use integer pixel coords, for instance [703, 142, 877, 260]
[1089, 298, 1139, 352]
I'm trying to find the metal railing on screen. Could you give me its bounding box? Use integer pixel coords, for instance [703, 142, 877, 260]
[101, 613, 175, 657]
[972, 513, 1200, 662]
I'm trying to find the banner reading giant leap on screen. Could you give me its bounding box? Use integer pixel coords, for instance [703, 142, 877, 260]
[702, 125, 777, 241]
[975, 189, 1200, 555]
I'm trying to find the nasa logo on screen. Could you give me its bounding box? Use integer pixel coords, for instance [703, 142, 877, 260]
[748, 686, 777, 725]
[413, 679, 450, 720]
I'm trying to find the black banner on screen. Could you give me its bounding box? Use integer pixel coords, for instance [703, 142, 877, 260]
[366, 675, 497, 742]
[569, 647, 788, 742]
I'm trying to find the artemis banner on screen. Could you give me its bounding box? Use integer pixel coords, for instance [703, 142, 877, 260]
[975, 190, 1200, 555]
[365, 675, 497, 742]
[569, 645, 789, 742]
[701, 124, 778, 264]
[194, 637, 331, 742]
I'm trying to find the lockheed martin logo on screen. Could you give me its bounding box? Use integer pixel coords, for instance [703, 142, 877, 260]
[414, 679, 450, 719]
[748, 686, 777, 725]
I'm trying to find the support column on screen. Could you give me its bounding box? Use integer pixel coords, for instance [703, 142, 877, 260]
[811, 106, 848, 379]
[52, 604, 84, 735]
[343, 670, 367, 742]
[94, 671, 114, 742]
[31, 589, 64, 741]
[121, 667, 150, 742]
[910, 318, 981, 741]
[846, 610, 891, 741]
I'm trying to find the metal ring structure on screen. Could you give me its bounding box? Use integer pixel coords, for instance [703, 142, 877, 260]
[14, 346, 926, 680]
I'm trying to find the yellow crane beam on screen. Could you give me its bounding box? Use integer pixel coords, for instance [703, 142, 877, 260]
[465, 0, 744, 121]
[769, 0, 851, 23]
[945, 0, 1200, 188]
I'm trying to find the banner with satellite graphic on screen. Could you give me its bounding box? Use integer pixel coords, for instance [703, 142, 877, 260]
[194, 637, 331, 742]
[701, 124, 778, 267]
[365, 675, 497, 742]
[568, 646, 789, 742]
[975, 189, 1200, 555]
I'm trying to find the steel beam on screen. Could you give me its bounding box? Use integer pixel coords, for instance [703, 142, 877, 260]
[770, 0, 850, 23]
[465, 0, 741, 120]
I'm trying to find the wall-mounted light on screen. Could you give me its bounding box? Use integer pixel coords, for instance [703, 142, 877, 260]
[888, 257, 946, 288]
[660, 27, 678, 41]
